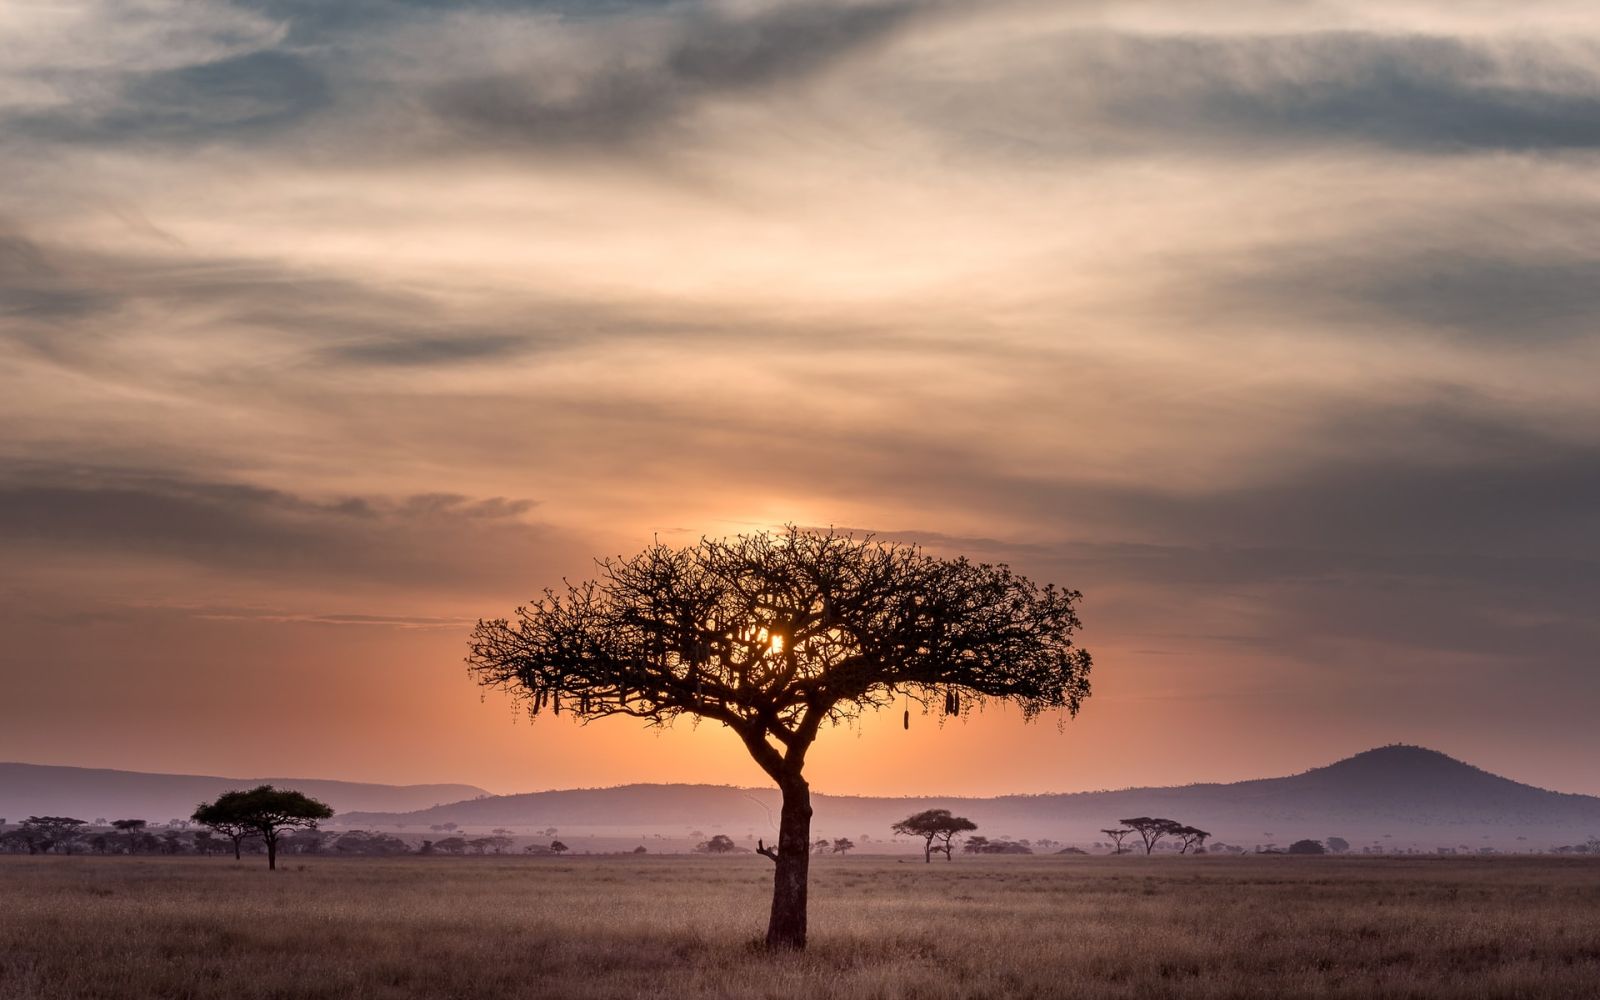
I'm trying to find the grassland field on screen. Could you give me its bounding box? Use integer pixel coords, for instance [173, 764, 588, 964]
[3, 853, 1599, 999]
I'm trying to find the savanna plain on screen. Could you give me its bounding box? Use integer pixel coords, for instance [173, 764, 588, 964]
[3, 854, 1598, 1000]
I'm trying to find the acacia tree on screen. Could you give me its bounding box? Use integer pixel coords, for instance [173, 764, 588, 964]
[467, 527, 1093, 949]
[1101, 827, 1133, 855]
[192, 809, 252, 860]
[192, 786, 333, 870]
[1175, 825, 1211, 853]
[892, 809, 978, 863]
[111, 819, 148, 853]
[19, 817, 86, 855]
[1119, 817, 1182, 854]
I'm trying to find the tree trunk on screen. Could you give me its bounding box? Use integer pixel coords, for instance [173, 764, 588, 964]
[923, 838, 933, 863]
[266, 834, 278, 871]
[233, 836, 242, 861]
[765, 778, 812, 949]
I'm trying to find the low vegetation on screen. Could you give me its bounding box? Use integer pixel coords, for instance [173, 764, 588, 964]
[3, 854, 1599, 999]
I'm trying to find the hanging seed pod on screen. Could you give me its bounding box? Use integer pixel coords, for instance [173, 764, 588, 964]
[553, 691, 561, 715]
[580, 692, 590, 714]
[903, 709, 910, 730]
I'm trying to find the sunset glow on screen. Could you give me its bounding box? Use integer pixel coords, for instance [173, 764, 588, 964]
[3, 0, 1599, 799]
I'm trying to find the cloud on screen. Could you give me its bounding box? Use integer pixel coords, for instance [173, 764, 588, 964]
[15, 51, 330, 144]
[0, 462, 560, 594]
[4, 0, 1600, 789]
[320, 333, 534, 367]
[1228, 250, 1600, 343]
[428, 0, 935, 148]
[895, 30, 1600, 156]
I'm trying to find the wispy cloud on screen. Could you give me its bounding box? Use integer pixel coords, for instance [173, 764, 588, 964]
[4, 0, 1600, 792]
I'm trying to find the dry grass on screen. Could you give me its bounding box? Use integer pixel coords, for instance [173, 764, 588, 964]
[3, 854, 1599, 999]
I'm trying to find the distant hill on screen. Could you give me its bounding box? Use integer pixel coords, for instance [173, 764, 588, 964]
[336, 746, 1600, 850]
[0, 763, 488, 822]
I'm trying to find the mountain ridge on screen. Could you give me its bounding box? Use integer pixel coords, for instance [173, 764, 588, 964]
[331, 745, 1600, 849]
[0, 762, 489, 821]
[7, 747, 1596, 850]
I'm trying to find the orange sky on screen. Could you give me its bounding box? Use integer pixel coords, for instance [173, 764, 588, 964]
[3, 0, 1600, 797]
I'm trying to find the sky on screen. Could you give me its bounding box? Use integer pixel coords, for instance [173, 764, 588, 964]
[3, 0, 1599, 799]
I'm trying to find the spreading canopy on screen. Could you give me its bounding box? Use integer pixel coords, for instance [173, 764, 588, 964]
[467, 527, 1092, 780]
[193, 785, 333, 870]
[467, 527, 1094, 949]
[892, 808, 979, 862]
[1120, 817, 1183, 854]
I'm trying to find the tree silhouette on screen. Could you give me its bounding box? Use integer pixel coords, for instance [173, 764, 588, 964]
[191, 809, 252, 859]
[831, 837, 855, 855]
[18, 817, 86, 855]
[467, 527, 1093, 949]
[1175, 825, 1211, 854]
[111, 819, 148, 853]
[550, 840, 569, 855]
[1119, 817, 1182, 854]
[1101, 827, 1134, 854]
[892, 809, 978, 862]
[192, 786, 332, 870]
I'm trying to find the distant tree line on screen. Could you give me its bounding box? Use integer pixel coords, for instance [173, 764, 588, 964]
[0, 815, 356, 859]
[0, 818, 591, 862]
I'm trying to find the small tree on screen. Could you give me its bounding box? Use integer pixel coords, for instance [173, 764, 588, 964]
[1175, 825, 1211, 854]
[19, 817, 87, 855]
[550, 840, 569, 855]
[192, 786, 333, 871]
[111, 819, 148, 853]
[1326, 836, 1350, 854]
[697, 834, 738, 854]
[812, 838, 831, 854]
[1288, 839, 1326, 855]
[192, 810, 252, 859]
[831, 837, 855, 855]
[468, 528, 1092, 949]
[1101, 828, 1134, 855]
[892, 809, 979, 863]
[1119, 817, 1182, 855]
